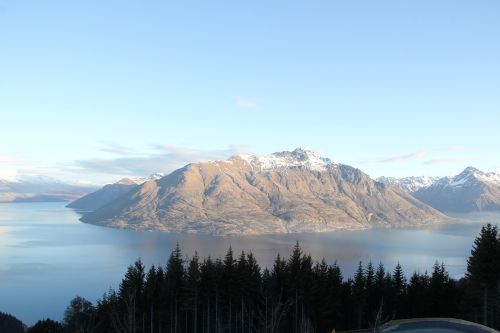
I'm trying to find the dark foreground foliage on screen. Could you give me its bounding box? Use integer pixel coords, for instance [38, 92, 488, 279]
[0, 311, 25, 333]
[27, 318, 64, 333]
[23, 223, 500, 333]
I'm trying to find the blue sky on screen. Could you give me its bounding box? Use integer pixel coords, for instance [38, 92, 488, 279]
[1, 0, 499, 184]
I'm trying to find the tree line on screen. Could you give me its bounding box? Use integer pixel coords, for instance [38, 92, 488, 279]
[10, 223, 500, 333]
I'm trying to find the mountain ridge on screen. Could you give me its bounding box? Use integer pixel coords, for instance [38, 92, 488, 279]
[67, 173, 165, 211]
[80, 149, 447, 235]
[412, 167, 500, 212]
[377, 167, 500, 213]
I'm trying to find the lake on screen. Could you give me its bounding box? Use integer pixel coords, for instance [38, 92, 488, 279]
[0, 202, 498, 325]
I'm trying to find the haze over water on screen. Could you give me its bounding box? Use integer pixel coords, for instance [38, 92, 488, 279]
[0, 202, 498, 325]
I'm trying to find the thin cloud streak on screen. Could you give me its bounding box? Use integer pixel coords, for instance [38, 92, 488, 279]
[98, 142, 136, 155]
[74, 145, 252, 177]
[378, 150, 428, 163]
[0, 155, 18, 180]
[424, 157, 472, 165]
[235, 96, 257, 108]
[437, 146, 466, 152]
[0, 155, 16, 163]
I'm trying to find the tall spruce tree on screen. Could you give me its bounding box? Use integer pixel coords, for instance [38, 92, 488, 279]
[166, 244, 185, 333]
[392, 262, 407, 318]
[187, 253, 201, 333]
[352, 261, 366, 329]
[466, 223, 500, 326]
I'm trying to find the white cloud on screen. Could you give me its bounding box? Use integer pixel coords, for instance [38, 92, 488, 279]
[0, 155, 16, 163]
[0, 155, 18, 181]
[98, 142, 136, 155]
[73, 144, 252, 177]
[377, 150, 428, 163]
[424, 157, 472, 165]
[235, 96, 257, 108]
[437, 146, 465, 152]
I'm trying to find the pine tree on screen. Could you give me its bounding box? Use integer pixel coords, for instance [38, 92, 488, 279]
[144, 265, 159, 333]
[351, 261, 366, 329]
[428, 262, 457, 317]
[0, 312, 25, 333]
[392, 263, 406, 297]
[467, 223, 500, 326]
[392, 262, 406, 318]
[374, 262, 387, 309]
[166, 244, 185, 333]
[288, 241, 303, 333]
[63, 296, 97, 333]
[407, 271, 429, 317]
[27, 319, 64, 333]
[199, 256, 218, 333]
[365, 261, 378, 324]
[223, 247, 237, 333]
[187, 252, 201, 333]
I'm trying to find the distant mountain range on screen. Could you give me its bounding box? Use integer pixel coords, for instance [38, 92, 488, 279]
[0, 176, 97, 203]
[377, 167, 500, 213]
[5, 149, 499, 235]
[376, 176, 442, 193]
[78, 149, 446, 235]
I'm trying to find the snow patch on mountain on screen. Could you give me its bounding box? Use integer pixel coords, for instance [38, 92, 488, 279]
[378, 167, 500, 194]
[116, 173, 165, 185]
[440, 167, 500, 188]
[234, 148, 336, 171]
[377, 176, 442, 193]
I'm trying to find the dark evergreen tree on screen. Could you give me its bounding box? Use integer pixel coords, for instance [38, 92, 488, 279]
[391, 262, 407, 318]
[63, 296, 97, 333]
[186, 252, 201, 333]
[467, 223, 500, 326]
[199, 256, 219, 333]
[27, 318, 63, 333]
[0, 312, 25, 333]
[406, 271, 430, 317]
[364, 261, 378, 325]
[144, 265, 162, 333]
[287, 241, 304, 333]
[221, 246, 238, 333]
[428, 262, 458, 317]
[165, 243, 185, 333]
[351, 261, 366, 329]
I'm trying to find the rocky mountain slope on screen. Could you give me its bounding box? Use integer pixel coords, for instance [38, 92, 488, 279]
[412, 167, 500, 213]
[67, 173, 164, 211]
[81, 149, 447, 235]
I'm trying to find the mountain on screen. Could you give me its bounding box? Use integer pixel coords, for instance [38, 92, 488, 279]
[81, 149, 446, 235]
[377, 176, 442, 193]
[0, 176, 97, 203]
[66, 181, 137, 211]
[67, 173, 165, 211]
[412, 167, 500, 213]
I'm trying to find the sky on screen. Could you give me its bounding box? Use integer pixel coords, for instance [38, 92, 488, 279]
[0, 0, 499, 184]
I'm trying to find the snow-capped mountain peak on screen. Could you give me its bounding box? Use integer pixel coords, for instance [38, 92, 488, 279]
[235, 148, 335, 171]
[115, 173, 165, 185]
[412, 166, 500, 213]
[377, 176, 442, 193]
[447, 167, 500, 187]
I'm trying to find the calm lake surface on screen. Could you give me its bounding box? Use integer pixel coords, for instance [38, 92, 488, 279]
[1, 202, 498, 325]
